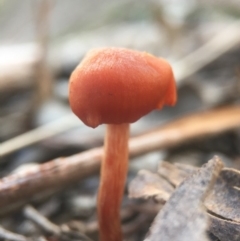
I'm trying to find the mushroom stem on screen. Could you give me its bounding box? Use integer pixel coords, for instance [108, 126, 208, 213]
[98, 123, 130, 241]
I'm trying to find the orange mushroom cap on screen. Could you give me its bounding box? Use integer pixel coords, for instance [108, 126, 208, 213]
[69, 47, 177, 128]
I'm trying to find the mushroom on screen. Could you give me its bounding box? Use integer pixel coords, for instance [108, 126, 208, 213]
[69, 47, 177, 241]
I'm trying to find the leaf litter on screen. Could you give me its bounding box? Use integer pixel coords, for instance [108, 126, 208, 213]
[129, 156, 240, 241]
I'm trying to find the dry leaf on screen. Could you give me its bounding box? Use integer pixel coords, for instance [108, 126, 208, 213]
[209, 214, 240, 241]
[128, 169, 174, 202]
[157, 161, 197, 186]
[205, 168, 240, 222]
[143, 157, 223, 241]
[129, 156, 240, 241]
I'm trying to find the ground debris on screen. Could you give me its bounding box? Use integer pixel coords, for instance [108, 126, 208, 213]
[0, 225, 29, 241]
[209, 214, 240, 241]
[21, 205, 93, 241]
[128, 169, 174, 202]
[205, 168, 240, 222]
[129, 156, 240, 241]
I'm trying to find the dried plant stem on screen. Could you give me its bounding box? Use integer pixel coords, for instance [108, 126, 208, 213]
[34, 0, 53, 106]
[98, 124, 129, 241]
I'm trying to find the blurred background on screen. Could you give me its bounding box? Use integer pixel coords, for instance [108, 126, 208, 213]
[0, 0, 240, 240]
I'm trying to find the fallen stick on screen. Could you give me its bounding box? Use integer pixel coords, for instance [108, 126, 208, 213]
[0, 225, 28, 241]
[0, 114, 80, 157]
[0, 105, 239, 213]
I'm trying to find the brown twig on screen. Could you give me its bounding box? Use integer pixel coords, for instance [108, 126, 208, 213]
[0, 106, 239, 213]
[23, 205, 60, 235]
[23, 205, 93, 241]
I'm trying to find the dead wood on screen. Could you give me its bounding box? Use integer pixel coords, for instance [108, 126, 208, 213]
[23, 205, 60, 235]
[0, 106, 240, 213]
[1, 104, 240, 156]
[0, 225, 28, 241]
[23, 205, 93, 241]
